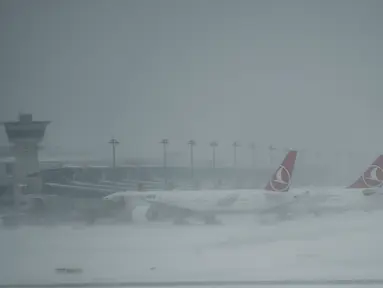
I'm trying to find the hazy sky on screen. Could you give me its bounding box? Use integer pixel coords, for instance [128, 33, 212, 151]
[0, 0, 382, 165]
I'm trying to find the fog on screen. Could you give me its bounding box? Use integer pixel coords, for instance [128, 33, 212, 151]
[2, 3, 383, 284]
[0, 0, 382, 170]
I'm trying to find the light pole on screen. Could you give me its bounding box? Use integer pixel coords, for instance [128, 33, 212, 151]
[160, 139, 169, 188]
[210, 141, 218, 169]
[268, 145, 276, 166]
[188, 140, 196, 180]
[250, 142, 256, 169]
[233, 141, 240, 168]
[108, 138, 119, 169]
[233, 141, 240, 188]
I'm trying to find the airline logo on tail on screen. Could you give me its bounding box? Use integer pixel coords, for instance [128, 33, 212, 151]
[348, 155, 383, 189]
[265, 150, 298, 192]
[270, 165, 291, 191]
[362, 165, 383, 188]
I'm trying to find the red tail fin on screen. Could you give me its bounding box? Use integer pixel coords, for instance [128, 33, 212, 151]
[265, 150, 298, 192]
[347, 155, 383, 189]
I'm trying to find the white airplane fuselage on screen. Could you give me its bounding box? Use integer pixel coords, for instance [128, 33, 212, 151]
[104, 188, 305, 219]
[290, 186, 383, 215]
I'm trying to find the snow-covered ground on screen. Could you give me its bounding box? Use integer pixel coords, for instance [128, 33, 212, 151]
[0, 208, 383, 286]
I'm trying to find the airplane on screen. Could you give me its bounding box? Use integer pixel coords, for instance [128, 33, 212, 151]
[103, 150, 300, 224]
[288, 155, 383, 216]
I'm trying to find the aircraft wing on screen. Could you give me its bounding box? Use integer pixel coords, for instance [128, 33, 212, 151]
[45, 182, 118, 193]
[44, 182, 122, 198]
[362, 188, 381, 196]
[146, 192, 240, 213]
[259, 192, 311, 214]
[145, 197, 209, 212]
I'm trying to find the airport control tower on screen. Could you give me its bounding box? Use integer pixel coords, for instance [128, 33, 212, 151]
[2, 114, 50, 194]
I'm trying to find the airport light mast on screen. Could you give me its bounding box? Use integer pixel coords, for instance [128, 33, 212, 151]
[160, 139, 169, 188]
[250, 142, 256, 169]
[268, 145, 276, 166]
[210, 141, 218, 169]
[109, 138, 119, 169]
[233, 141, 240, 188]
[188, 140, 196, 180]
[233, 141, 240, 168]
